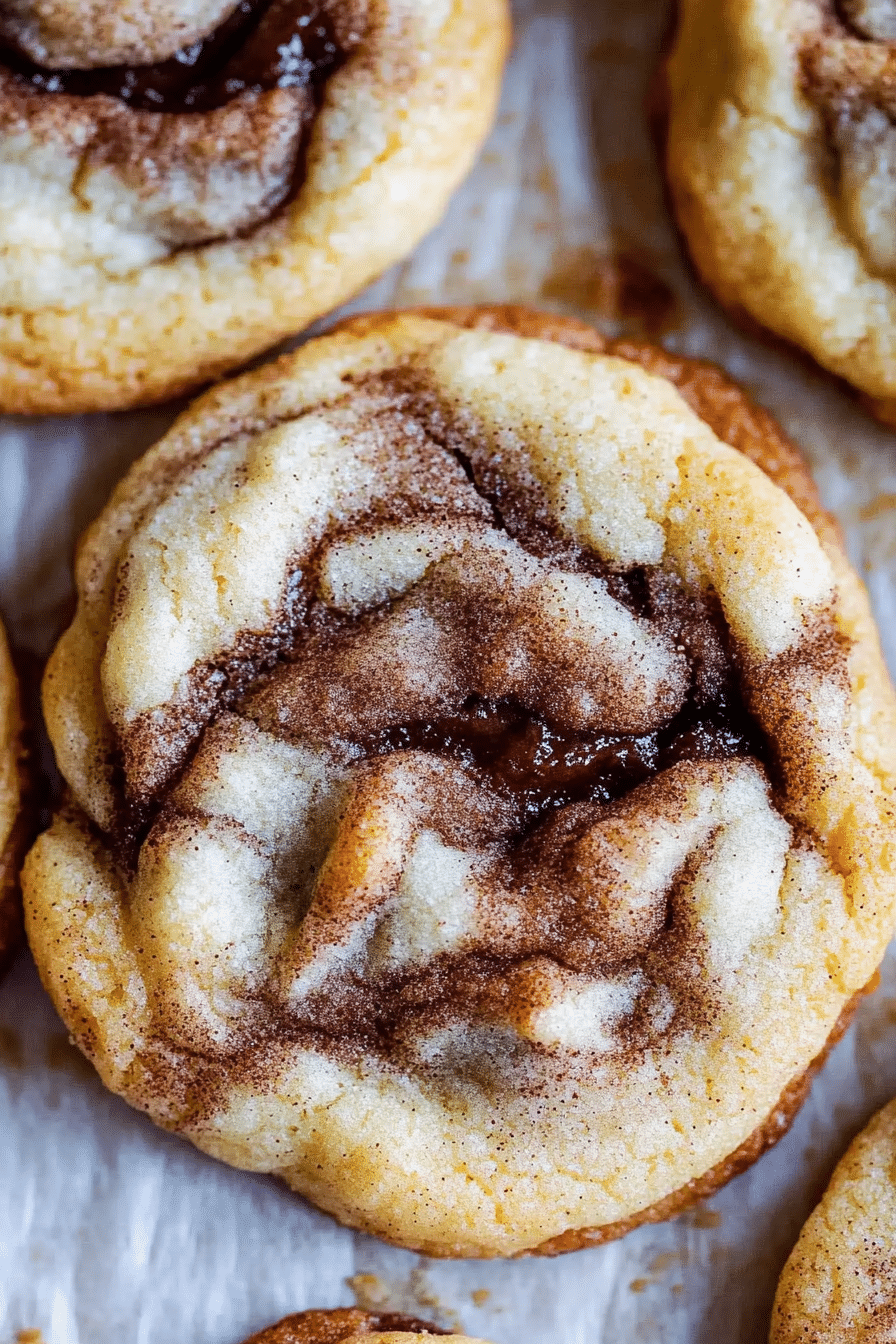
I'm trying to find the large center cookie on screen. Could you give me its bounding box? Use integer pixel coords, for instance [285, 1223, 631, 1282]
[23, 311, 896, 1257]
[0, 1, 508, 412]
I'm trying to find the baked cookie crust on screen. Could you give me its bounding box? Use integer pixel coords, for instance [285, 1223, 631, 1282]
[770, 1096, 896, 1342]
[666, 0, 896, 424]
[0, 1, 509, 414]
[23, 307, 896, 1257]
[240, 1308, 470, 1344]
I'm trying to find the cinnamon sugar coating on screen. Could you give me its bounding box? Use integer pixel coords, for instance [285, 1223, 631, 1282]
[771, 1098, 896, 1342]
[0, 1, 508, 412]
[667, 0, 896, 422]
[239, 1308, 464, 1343]
[0, 0, 240, 67]
[23, 310, 896, 1257]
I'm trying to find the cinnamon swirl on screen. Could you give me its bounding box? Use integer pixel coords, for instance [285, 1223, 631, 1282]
[23, 308, 896, 1256]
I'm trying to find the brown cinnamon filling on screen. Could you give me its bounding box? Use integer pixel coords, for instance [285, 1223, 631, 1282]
[108, 374, 768, 865]
[246, 567, 760, 835]
[0, 0, 346, 112]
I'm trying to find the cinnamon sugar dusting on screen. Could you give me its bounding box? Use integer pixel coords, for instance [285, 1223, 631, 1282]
[27, 313, 877, 1257]
[76, 355, 825, 1083]
[0, 1, 364, 247]
[242, 1309, 450, 1344]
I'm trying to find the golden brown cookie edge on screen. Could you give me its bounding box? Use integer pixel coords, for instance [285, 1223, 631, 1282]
[241, 1308, 450, 1344]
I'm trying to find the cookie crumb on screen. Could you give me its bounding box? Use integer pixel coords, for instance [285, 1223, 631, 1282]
[347, 1274, 390, 1309]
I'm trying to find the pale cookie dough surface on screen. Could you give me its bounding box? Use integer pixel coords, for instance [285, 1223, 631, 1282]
[0, 0, 508, 412]
[666, 0, 896, 421]
[240, 1307, 478, 1343]
[770, 1097, 896, 1342]
[23, 312, 896, 1258]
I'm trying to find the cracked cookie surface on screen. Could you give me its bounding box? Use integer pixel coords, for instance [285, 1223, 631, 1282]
[23, 308, 896, 1257]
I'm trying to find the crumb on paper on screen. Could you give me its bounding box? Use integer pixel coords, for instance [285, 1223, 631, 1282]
[346, 1274, 390, 1309]
[408, 1267, 444, 1313]
[408, 1268, 461, 1332]
[649, 1250, 685, 1274]
[859, 492, 896, 522]
[348, 1266, 462, 1333]
[630, 1279, 650, 1294]
[672, 1285, 684, 1296]
[17, 1330, 45, 1343]
[470, 1290, 490, 1307]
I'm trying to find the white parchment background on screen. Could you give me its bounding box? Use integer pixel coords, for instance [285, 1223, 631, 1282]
[3, 2, 896, 1341]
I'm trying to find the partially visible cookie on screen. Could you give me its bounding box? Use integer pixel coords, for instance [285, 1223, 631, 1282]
[770, 1098, 896, 1342]
[0, 0, 509, 413]
[0, 0, 240, 67]
[666, 0, 896, 424]
[0, 621, 28, 972]
[240, 1308, 486, 1344]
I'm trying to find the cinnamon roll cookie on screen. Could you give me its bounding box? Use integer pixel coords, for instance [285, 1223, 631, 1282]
[0, 1, 508, 414]
[240, 1309, 479, 1343]
[667, 0, 896, 424]
[23, 309, 896, 1257]
[0, 621, 28, 973]
[770, 1097, 896, 1342]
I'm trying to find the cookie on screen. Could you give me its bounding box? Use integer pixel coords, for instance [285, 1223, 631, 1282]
[240, 1309, 482, 1343]
[0, 621, 28, 973]
[0, 0, 509, 413]
[666, 0, 896, 424]
[770, 1097, 896, 1342]
[23, 307, 896, 1257]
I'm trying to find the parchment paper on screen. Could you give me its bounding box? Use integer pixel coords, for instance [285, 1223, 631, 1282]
[3, 2, 896, 1340]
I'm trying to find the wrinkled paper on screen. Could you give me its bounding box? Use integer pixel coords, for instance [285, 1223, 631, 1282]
[3, 2, 896, 1341]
